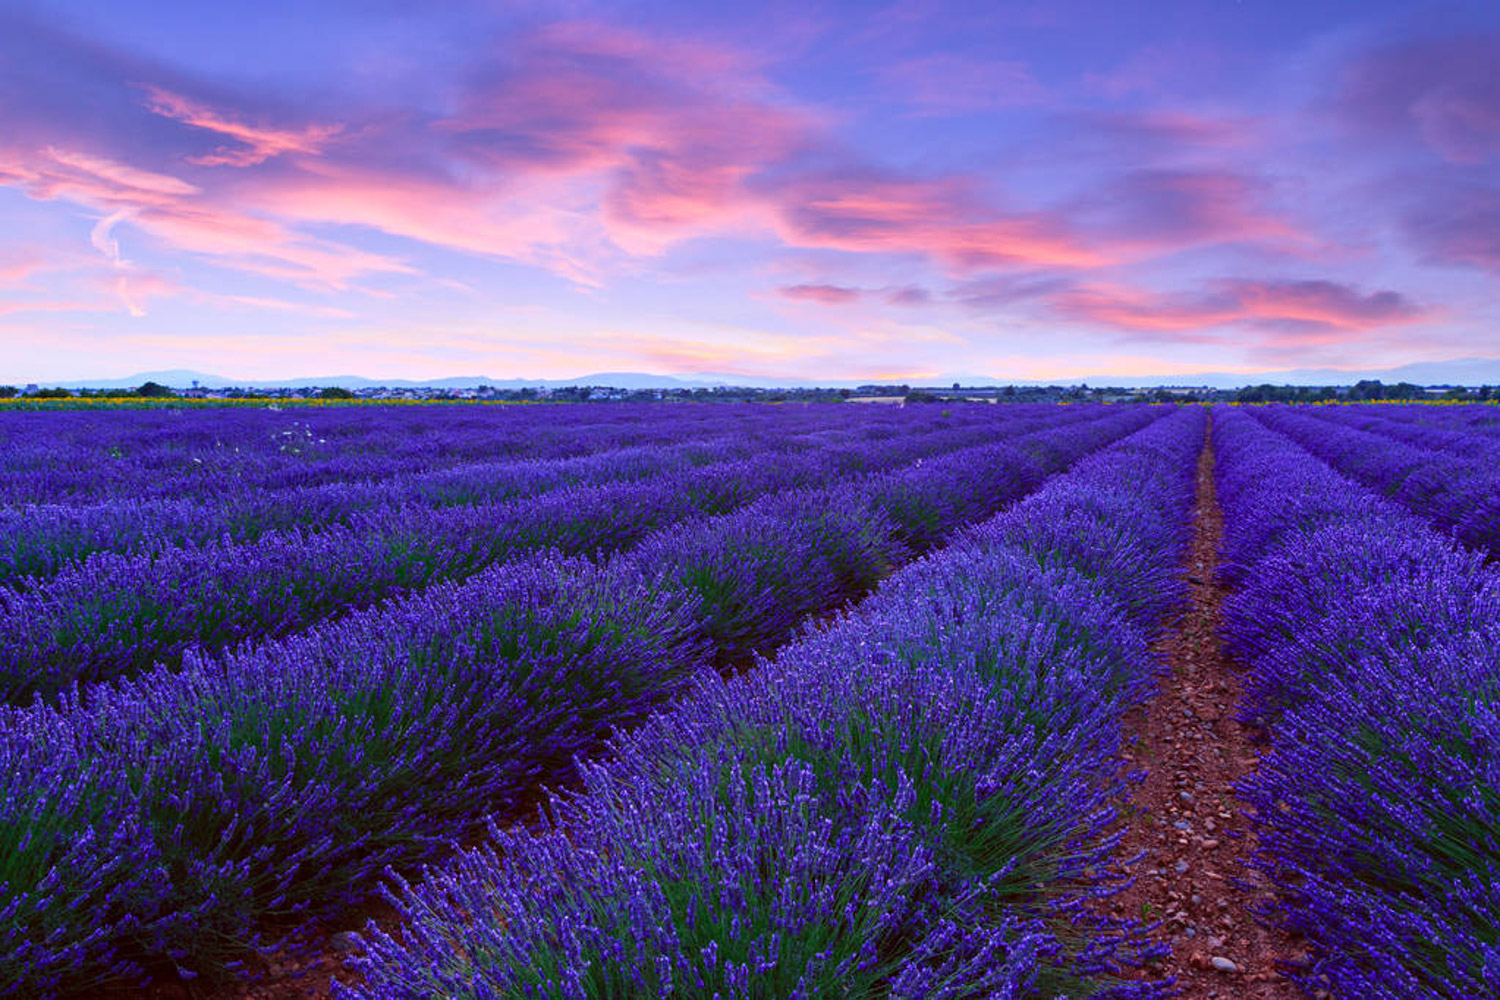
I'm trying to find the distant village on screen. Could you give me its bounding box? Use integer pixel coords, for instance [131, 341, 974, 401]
[0, 378, 1492, 405]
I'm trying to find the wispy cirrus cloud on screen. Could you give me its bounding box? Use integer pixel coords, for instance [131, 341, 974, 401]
[0, 249, 47, 287]
[0, 144, 415, 290]
[140, 85, 343, 166]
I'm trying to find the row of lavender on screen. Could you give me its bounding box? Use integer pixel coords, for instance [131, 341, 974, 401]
[0, 406, 1072, 586]
[0, 406, 1120, 704]
[1214, 406, 1500, 998]
[1243, 404, 1500, 558]
[1309, 404, 1500, 451]
[0, 404, 930, 505]
[0, 405, 723, 503]
[0, 407, 1162, 995]
[337, 408, 1205, 999]
[1341, 402, 1500, 440]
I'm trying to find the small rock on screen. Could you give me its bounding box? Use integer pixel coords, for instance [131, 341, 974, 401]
[1202, 838, 1220, 849]
[1211, 956, 1238, 973]
[1174, 860, 1190, 874]
[329, 931, 361, 953]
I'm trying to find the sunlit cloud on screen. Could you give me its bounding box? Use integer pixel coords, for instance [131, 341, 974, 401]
[765, 172, 1108, 271]
[1068, 169, 1310, 254]
[778, 283, 863, 304]
[0, 249, 46, 287]
[141, 86, 344, 167]
[1053, 278, 1431, 340]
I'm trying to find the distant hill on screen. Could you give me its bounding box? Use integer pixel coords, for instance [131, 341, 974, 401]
[43, 358, 1500, 391]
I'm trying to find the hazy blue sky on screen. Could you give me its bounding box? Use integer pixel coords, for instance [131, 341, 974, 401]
[2, 0, 1497, 381]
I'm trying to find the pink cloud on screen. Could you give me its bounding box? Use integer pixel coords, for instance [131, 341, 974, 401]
[2, 146, 414, 289]
[1053, 278, 1431, 341]
[766, 172, 1108, 271]
[1069, 169, 1308, 253]
[215, 294, 356, 319]
[778, 283, 863, 304]
[884, 286, 931, 306]
[141, 86, 343, 167]
[438, 21, 813, 251]
[27, 148, 200, 203]
[0, 250, 46, 287]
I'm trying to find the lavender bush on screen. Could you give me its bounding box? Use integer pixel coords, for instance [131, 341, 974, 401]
[1215, 405, 1500, 998]
[1245, 404, 1500, 557]
[0, 405, 1159, 993]
[342, 408, 1203, 999]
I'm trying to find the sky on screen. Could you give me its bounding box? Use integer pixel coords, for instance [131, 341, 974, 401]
[1, 0, 1497, 384]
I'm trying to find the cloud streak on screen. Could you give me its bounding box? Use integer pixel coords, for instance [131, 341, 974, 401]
[1053, 278, 1431, 341]
[141, 86, 343, 167]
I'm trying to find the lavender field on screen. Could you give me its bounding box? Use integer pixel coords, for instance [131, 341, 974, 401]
[1, 402, 1497, 999]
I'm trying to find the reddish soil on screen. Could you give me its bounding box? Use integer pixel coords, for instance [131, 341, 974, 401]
[1109, 422, 1305, 998]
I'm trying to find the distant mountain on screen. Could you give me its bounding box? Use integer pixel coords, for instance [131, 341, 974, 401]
[57, 369, 730, 391]
[45, 358, 1500, 392]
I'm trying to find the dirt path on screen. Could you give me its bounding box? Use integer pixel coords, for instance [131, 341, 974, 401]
[1110, 419, 1305, 998]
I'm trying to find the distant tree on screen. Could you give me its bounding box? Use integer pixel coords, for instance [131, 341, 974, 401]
[135, 381, 175, 398]
[1387, 382, 1424, 401]
[0, 386, 17, 398]
[904, 389, 941, 404]
[33, 387, 72, 398]
[1235, 384, 1277, 403]
[318, 386, 355, 399]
